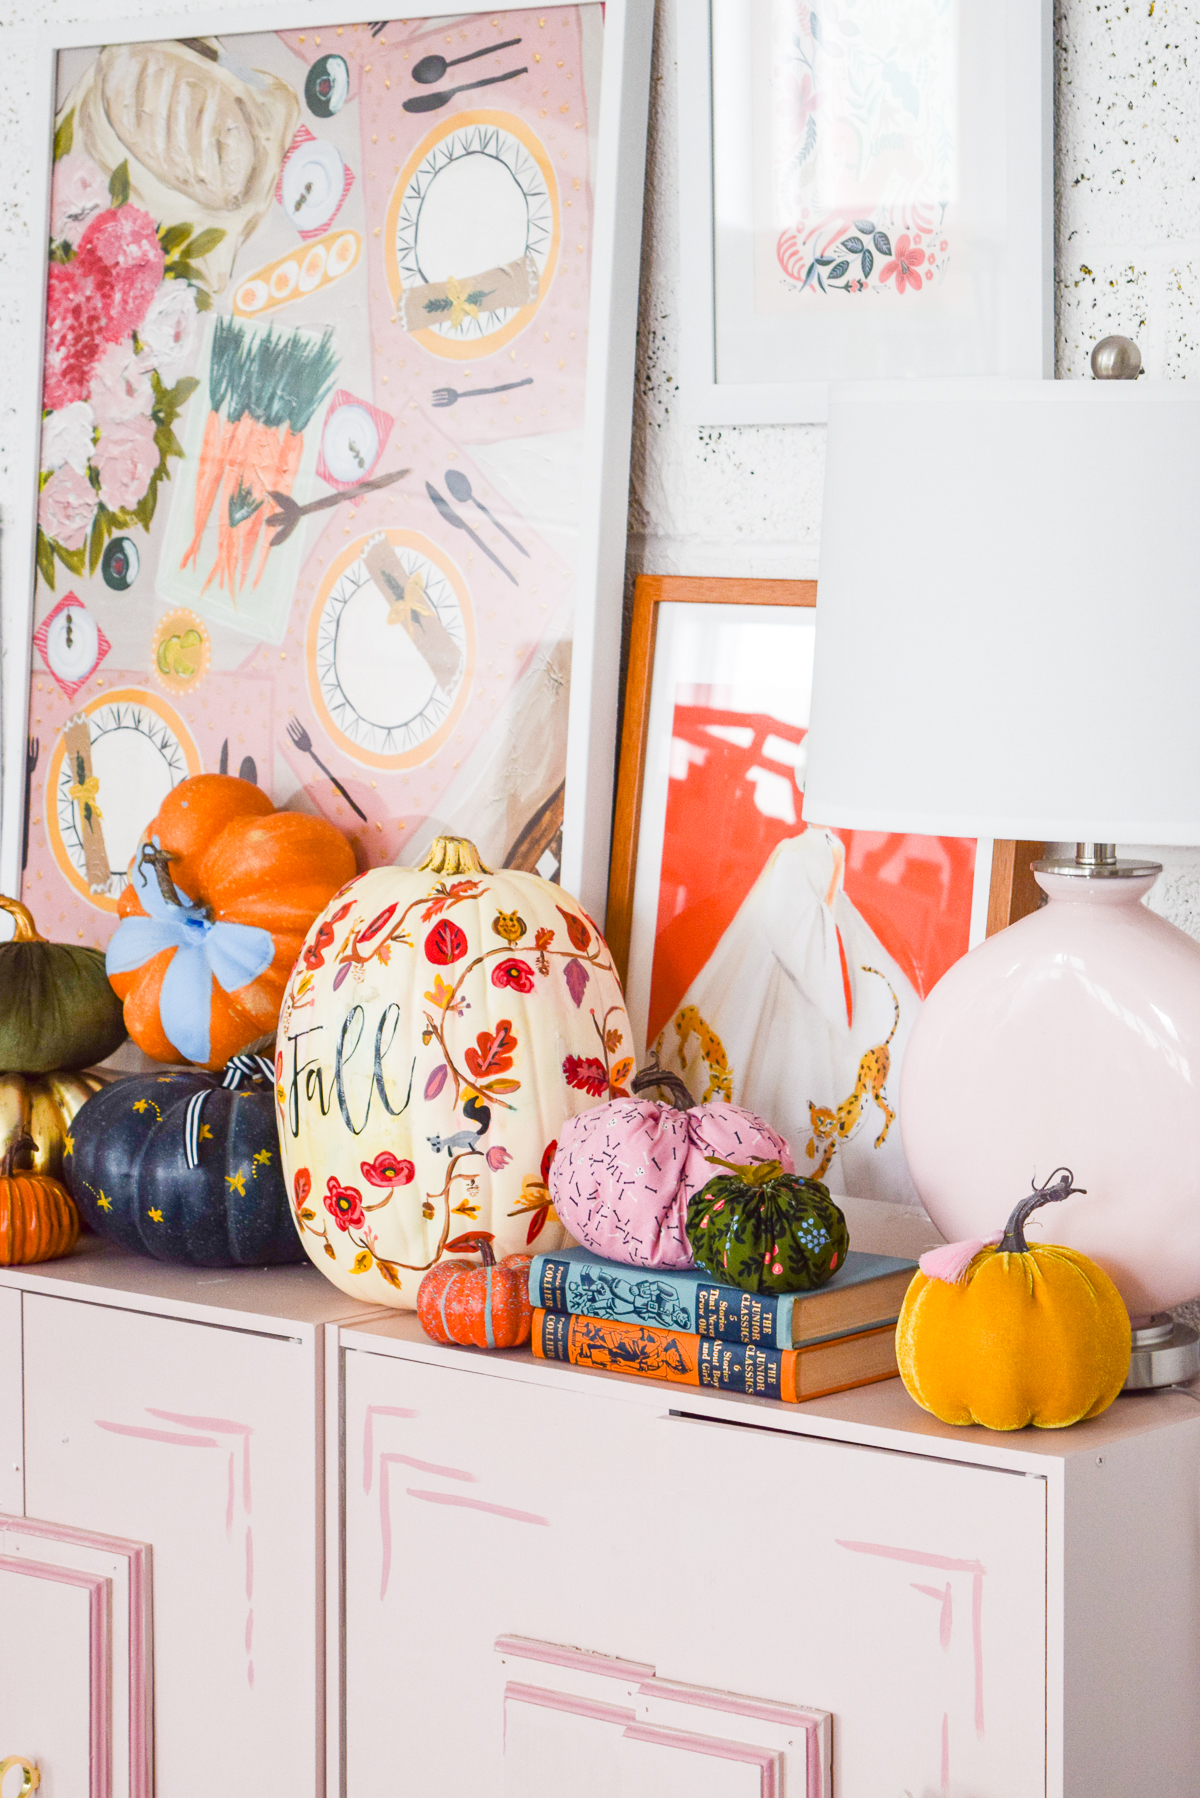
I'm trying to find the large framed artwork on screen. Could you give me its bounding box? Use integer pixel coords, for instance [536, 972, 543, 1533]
[677, 0, 1053, 424]
[4, 1, 653, 943]
[607, 576, 1042, 1206]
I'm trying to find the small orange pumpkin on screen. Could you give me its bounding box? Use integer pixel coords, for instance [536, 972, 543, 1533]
[0, 1131, 80, 1264]
[417, 1234, 533, 1349]
[107, 775, 357, 1069]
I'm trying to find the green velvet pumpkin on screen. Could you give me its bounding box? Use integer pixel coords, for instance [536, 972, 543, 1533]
[685, 1157, 849, 1294]
[0, 897, 126, 1073]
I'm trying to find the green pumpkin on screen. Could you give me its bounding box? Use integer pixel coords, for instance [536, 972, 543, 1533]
[686, 1157, 849, 1294]
[0, 897, 127, 1073]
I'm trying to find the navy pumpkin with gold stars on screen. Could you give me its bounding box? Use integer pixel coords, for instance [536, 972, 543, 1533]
[64, 1056, 303, 1267]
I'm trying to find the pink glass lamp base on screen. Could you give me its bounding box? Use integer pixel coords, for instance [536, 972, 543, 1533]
[900, 867, 1200, 1316]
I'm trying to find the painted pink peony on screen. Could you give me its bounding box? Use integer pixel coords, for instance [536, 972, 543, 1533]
[39, 461, 97, 550]
[93, 415, 158, 512]
[76, 206, 165, 344]
[89, 342, 154, 429]
[43, 260, 111, 409]
[50, 152, 108, 247]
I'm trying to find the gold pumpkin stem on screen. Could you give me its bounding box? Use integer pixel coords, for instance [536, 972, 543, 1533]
[417, 837, 492, 877]
[0, 897, 45, 944]
[1000, 1167, 1086, 1253]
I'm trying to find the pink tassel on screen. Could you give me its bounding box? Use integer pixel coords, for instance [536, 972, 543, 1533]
[919, 1234, 1002, 1285]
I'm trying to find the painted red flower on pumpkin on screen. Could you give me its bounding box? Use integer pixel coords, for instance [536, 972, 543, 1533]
[491, 957, 535, 993]
[324, 1176, 365, 1231]
[425, 919, 468, 964]
[360, 1152, 415, 1187]
[563, 1055, 608, 1097]
[879, 234, 926, 294]
[293, 1168, 312, 1212]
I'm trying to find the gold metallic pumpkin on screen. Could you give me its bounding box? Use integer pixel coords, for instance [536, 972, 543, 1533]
[0, 1069, 105, 1184]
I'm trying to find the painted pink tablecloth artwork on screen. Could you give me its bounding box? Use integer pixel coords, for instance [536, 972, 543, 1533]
[24, 9, 600, 949]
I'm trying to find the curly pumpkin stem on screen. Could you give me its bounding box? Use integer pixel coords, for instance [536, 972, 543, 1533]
[0, 896, 45, 944]
[702, 1154, 785, 1188]
[631, 1056, 695, 1112]
[138, 844, 214, 921]
[451, 1232, 496, 1266]
[1000, 1167, 1086, 1253]
[417, 837, 493, 877]
[1, 1131, 38, 1177]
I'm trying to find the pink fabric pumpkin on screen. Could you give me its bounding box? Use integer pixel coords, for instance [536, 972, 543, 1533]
[549, 1071, 794, 1267]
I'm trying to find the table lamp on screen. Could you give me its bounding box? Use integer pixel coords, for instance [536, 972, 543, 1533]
[804, 359, 1200, 1388]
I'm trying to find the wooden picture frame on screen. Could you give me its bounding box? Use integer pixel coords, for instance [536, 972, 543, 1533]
[2, 0, 653, 933]
[607, 575, 1042, 984]
[606, 573, 1041, 1204]
[677, 0, 1054, 425]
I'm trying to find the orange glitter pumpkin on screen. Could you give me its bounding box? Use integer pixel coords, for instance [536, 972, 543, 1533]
[417, 1234, 533, 1349]
[107, 775, 357, 1069]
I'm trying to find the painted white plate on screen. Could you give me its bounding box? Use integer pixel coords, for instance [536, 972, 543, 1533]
[321, 404, 380, 484]
[49, 689, 200, 905]
[43, 601, 101, 688]
[308, 532, 472, 768]
[282, 139, 347, 234]
[391, 117, 556, 346]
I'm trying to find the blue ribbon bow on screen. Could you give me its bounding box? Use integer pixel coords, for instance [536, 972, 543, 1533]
[106, 842, 275, 1064]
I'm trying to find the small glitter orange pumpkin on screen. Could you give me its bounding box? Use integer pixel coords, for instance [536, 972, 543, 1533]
[417, 1234, 533, 1349]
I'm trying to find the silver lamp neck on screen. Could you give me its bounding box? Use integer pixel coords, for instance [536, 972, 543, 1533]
[1033, 842, 1163, 880]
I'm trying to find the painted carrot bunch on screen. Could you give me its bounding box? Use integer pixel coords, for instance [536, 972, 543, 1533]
[183, 316, 338, 598]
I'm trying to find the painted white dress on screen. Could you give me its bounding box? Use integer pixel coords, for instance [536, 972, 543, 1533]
[653, 828, 923, 1206]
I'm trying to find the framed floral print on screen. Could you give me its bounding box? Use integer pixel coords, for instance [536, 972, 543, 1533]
[607, 575, 1042, 1206]
[678, 0, 1053, 424]
[3, 1, 653, 945]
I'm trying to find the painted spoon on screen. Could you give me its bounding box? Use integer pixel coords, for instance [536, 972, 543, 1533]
[413, 37, 521, 83]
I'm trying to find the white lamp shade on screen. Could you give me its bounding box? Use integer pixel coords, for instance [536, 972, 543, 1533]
[805, 379, 1200, 842]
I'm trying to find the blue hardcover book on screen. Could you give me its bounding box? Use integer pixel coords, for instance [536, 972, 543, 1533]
[529, 1246, 916, 1351]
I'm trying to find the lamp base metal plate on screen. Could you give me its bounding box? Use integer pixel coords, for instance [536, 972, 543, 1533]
[1123, 1315, 1200, 1391]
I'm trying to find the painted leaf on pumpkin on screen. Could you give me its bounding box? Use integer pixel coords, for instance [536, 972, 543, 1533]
[557, 906, 591, 952]
[422, 879, 484, 922]
[563, 1054, 608, 1096]
[605, 1027, 624, 1053]
[477, 1076, 520, 1095]
[375, 1259, 404, 1289]
[609, 1056, 635, 1090]
[465, 1019, 516, 1080]
[563, 957, 590, 1008]
[424, 1064, 449, 1101]
[351, 1250, 374, 1274]
[425, 919, 468, 964]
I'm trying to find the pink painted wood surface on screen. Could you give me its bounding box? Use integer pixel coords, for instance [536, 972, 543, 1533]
[0, 1288, 22, 1518]
[343, 1347, 1047, 1796]
[0, 1514, 151, 1798]
[623, 1721, 781, 1797]
[0, 1553, 109, 1797]
[21, 1292, 324, 1798]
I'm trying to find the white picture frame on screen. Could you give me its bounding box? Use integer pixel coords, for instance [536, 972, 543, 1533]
[1, 0, 653, 924]
[677, 0, 1054, 426]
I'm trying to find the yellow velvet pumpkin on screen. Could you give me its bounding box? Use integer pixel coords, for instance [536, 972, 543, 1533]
[896, 1168, 1131, 1430]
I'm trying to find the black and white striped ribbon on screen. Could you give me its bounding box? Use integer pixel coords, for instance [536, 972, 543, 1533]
[183, 1055, 276, 1169]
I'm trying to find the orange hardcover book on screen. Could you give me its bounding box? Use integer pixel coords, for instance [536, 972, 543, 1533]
[531, 1309, 898, 1403]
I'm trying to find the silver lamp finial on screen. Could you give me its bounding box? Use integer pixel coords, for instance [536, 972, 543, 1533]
[1091, 335, 1142, 380]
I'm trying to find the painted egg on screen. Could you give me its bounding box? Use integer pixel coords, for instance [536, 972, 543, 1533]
[322, 404, 380, 484]
[101, 536, 139, 591]
[270, 260, 300, 301]
[326, 231, 359, 279]
[305, 53, 350, 118]
[281, 141, 346, 233]
[235, 278, 269, 314]
[298, 243, 328, 293]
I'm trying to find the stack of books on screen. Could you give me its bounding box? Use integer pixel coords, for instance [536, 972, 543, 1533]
[529, 1245, 916, 1403]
